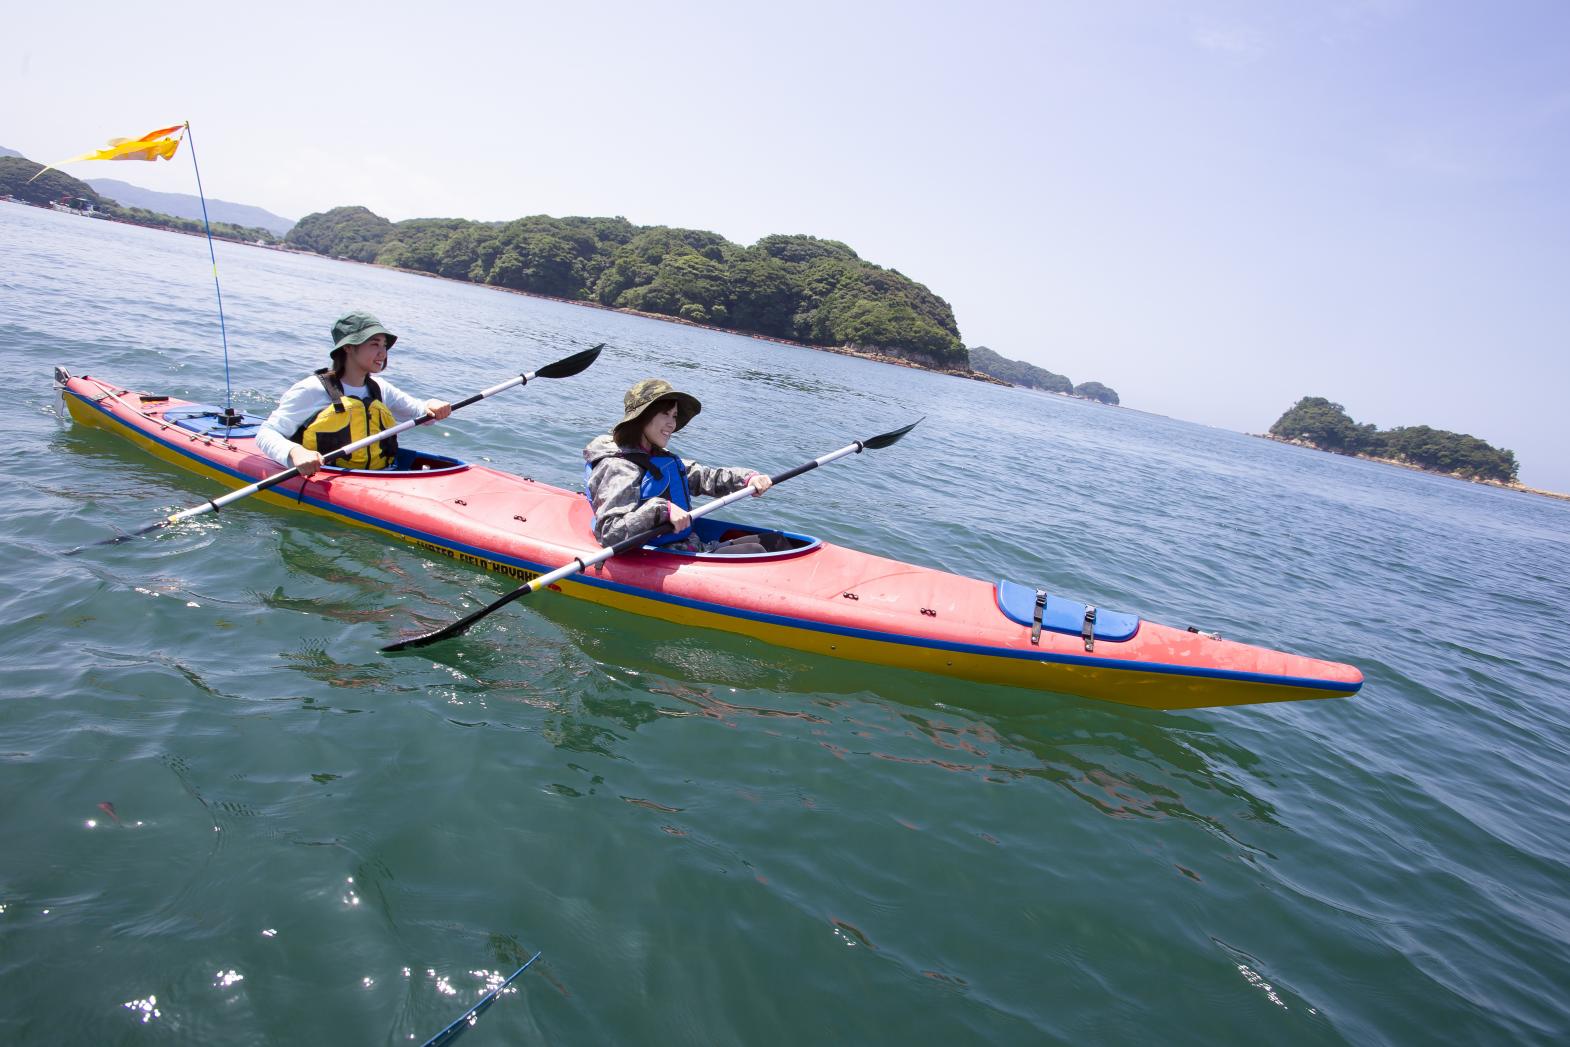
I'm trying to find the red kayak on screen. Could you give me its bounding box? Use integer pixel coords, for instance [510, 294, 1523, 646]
[59, 369, 1363, 710]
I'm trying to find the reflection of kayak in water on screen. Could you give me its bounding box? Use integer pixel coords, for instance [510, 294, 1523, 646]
[58, 370, 1363, 711]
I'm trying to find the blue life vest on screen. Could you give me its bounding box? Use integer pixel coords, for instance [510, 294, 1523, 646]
[585, 450, 694, 546]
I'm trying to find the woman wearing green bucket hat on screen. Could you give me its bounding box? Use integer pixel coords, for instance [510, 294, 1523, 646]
[256, 311, 452, 475]
[583, 378, 773, 553]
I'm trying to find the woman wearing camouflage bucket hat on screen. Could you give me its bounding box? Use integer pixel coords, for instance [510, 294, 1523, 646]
[256, 311, 452, 475]
[582, 377, 773, 553]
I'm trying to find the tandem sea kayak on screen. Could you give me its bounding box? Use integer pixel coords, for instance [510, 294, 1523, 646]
[58, 369, 1363, 711]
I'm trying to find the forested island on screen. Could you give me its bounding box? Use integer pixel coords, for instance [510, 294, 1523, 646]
[0, 157, 282, 245]
[1267, 396, 1519, 484]
[968, 346, 1120, 404]
[6, 143, 1120, 394]
[286, 206, 971, 369]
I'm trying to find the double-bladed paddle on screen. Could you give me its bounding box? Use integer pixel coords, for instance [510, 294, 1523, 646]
[382, 418, 922, 652]
[419, 950, 542, 1047]
[65, 344, 604, 554]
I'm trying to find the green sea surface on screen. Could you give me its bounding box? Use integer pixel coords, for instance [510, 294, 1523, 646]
[4, 203, 1569, 1044]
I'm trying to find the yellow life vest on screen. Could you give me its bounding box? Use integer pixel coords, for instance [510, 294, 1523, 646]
[290, 369, 399, 470]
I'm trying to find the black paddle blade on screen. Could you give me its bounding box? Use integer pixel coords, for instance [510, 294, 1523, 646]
[382, 621, 468, 653]
[535, 343, 604, 380]
[861, 417, 923, 450]
[64, 518, 170, 555]
[382, 581, 534, 652]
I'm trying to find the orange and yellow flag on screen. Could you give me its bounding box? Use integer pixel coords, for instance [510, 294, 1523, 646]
[28, 124, 185, 182]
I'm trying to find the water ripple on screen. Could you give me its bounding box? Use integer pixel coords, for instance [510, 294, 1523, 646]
[5, 203, 1570, 1043]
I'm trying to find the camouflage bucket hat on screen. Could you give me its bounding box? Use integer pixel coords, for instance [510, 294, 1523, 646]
[614, 378, 702, 440]
[330, 311, 398, 355]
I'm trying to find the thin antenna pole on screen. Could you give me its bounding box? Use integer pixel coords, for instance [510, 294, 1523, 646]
[182, 121, 241, 426]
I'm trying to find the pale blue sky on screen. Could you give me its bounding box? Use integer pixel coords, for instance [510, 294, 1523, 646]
[6, 1, 1568, 489]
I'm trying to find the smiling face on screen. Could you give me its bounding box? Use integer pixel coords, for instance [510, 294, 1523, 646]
[640, 399, 680, 449]
[344, 333, 390, 377]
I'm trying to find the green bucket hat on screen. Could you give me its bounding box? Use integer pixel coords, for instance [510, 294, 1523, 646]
[613, 378, 702, 444]
[330, 311, 398, 356]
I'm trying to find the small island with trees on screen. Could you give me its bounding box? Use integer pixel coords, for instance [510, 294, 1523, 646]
[1265, 396, 1537, 489]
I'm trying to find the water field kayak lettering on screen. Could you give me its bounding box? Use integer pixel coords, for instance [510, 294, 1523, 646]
[56, 368, 1363, 712]
[410, 537, 542, 585]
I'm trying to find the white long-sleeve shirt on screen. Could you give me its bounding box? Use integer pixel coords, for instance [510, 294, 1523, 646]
[255, 372, 429, 467]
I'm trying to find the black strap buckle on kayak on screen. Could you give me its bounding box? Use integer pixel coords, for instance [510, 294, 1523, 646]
[1082, 606, 1098, 652]
[1030, 589, 1047, 645]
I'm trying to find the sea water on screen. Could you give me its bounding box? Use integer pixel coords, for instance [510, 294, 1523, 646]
[3, 202, 1569, 1044]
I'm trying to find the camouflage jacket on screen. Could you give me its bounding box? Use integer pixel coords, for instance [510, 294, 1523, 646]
[582, 433, 756, 547]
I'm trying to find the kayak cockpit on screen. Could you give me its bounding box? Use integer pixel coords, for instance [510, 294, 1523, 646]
[321, 448, 470, 476]
[646, 516, 822, 561]
[161, 404, 469, 476]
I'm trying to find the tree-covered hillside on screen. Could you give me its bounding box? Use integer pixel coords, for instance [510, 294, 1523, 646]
[969, 345, 1072, 392]
[0, 156, 106, 207]
[0, 156, 280, 243]
[968, 344, 1119, 404]
[87, 178, 295, 237]
[1269, 396, 1518, 483]
[286, 206, 966, 367]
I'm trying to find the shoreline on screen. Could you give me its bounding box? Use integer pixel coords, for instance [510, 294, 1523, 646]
[286, 240, 1016, 387]
[4, 198, 1055, 393]
[1254, 433, 1568, 502]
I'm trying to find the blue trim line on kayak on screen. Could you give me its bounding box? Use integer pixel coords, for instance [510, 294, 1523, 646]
[69, 388, 1357, 694]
